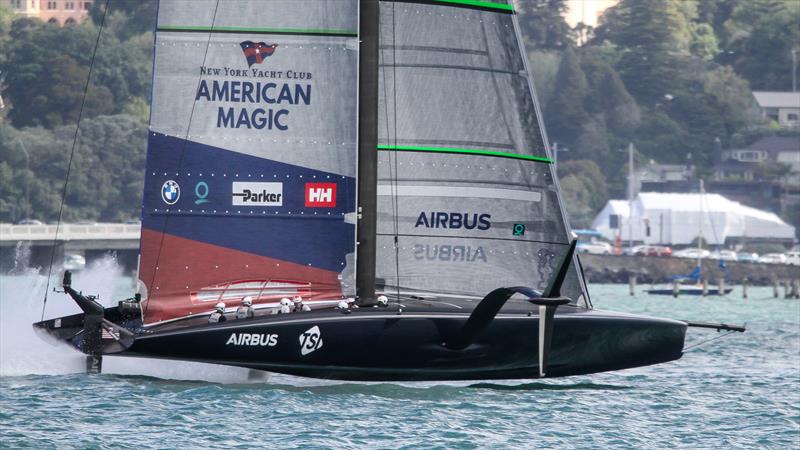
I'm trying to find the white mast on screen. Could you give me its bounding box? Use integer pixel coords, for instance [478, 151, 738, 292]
[627, 143, 634, 250]
[697, 179, 704, 270]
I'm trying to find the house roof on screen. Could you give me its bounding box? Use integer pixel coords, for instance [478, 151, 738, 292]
[752, 91, 800, 109]
[746, 136, 800, 153]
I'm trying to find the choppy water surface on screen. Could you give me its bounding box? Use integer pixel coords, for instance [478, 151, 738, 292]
[1, 264, 798, 448]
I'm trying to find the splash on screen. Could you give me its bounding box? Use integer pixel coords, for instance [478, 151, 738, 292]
[10, 241, 32, 274]
[0, 255, 270, 383]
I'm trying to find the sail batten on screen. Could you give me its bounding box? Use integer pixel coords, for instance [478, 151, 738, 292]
[385, 0, 515, 13]
[378, 145, 553, 163]
[157, 26, 359, 37]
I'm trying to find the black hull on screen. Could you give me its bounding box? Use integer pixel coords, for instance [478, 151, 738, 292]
[35, 304, 687, 381]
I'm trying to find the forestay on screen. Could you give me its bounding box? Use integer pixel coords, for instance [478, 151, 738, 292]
[139, 0, 359, 324]
[375, 0, 588, 305]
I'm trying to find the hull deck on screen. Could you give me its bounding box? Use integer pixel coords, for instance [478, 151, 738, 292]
[35, 295, 687, 381]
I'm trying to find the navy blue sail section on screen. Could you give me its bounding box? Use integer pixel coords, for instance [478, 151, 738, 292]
[142, 132, 355, 271]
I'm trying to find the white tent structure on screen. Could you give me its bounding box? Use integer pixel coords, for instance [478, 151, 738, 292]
[592, 192, 796, 247]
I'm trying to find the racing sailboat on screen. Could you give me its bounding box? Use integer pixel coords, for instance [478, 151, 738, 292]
[35, 0, 741, 380]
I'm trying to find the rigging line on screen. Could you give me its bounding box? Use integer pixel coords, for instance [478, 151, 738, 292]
[144, 0, 221, 317]
[378, 3, 396, 299]
[390, 2, 401, 306]
[41, 0, 111, 322]
[702, 190, 722, 251]
[683, 329, 738, 352]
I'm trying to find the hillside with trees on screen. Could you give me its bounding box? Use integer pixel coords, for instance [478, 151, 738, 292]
[521, 0, 799, 229]
[0, 0, 797, 231]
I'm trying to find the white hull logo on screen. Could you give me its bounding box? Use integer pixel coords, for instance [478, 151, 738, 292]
[299, 325, 323, 355]
[226, 333, 278, 347]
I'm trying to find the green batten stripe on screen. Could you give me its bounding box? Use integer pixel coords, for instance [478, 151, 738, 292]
[378, 145, 552, 163]
[158, 25, 358, 37]
[428, 0, 515, 13]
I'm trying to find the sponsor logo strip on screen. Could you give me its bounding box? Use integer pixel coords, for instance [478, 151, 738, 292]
[157, 25, 358, 37]
[378, 145, 552, 164]
[377, 185, 541, 202]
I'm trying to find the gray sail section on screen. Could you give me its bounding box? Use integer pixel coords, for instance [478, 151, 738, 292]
[152, 0, 359, 176]
[376, 1, 587, 305]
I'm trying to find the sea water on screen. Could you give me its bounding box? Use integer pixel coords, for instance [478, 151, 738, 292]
[1, 260, 798, 448]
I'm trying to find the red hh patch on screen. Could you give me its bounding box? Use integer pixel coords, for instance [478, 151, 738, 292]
[305, 183, 336, 207]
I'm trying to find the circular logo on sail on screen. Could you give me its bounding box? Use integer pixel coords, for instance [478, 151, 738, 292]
[161, 180, 180, 205]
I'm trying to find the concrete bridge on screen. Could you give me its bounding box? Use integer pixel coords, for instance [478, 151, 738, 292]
[0, 223, 141, 273]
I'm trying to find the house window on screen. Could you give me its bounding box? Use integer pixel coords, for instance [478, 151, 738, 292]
[31, 0, 36, 8]
[788, 113, 799, 121]
[84, 1, 92, 10]
[65, 1, 74, 10]
[735, 150, 766, 162]
[12, 0, 22, 9]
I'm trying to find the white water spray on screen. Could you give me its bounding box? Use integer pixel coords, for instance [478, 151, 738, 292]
[0, 255, 270, 383]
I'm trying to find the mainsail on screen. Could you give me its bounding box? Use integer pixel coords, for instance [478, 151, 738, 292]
[375, 0, 588, 304]
[139, 0, 359, 324]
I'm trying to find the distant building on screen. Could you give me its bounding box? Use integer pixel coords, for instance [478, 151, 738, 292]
[713, 136, 800, 184]
[592, 192, 796, 248]
[637, 162, 694, 195]
[751, 91, 800, 127]
[3, 0, 92, 26]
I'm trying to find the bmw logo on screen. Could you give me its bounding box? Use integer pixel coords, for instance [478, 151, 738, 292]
[161, 180, 180, 205]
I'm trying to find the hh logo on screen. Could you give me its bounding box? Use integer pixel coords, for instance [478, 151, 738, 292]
[305, 183, 336, 207]
[299, 325, 323, 356]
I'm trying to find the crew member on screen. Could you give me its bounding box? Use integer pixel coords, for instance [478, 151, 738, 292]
[236, 296, 255, 319]
[337, 298, 358, 314]
[293, 296, 311, 312]
[376, 295, 389, 308]
[209, 302, 227, 323]
[278, 297, 293, 314]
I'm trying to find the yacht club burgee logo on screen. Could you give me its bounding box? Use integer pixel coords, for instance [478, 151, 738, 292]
[239, 41, 277, 67]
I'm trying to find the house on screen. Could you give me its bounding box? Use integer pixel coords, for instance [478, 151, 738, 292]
[751, 91, 800, 127]
[637, 162, 694, 194]
[713, 136, 800, 184]
[3, 0, 92, 26]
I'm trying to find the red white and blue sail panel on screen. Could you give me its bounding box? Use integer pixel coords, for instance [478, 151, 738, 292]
[140, 0, 359, 324]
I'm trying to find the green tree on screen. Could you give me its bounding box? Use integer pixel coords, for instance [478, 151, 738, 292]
[90, 0, 157, 41]
[595, 0, 693, 104]
[544, 47, 589, 145]
[724, 0, 800, 90]
[517, 0, 575, 50]
[690, 23, 720, 61]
